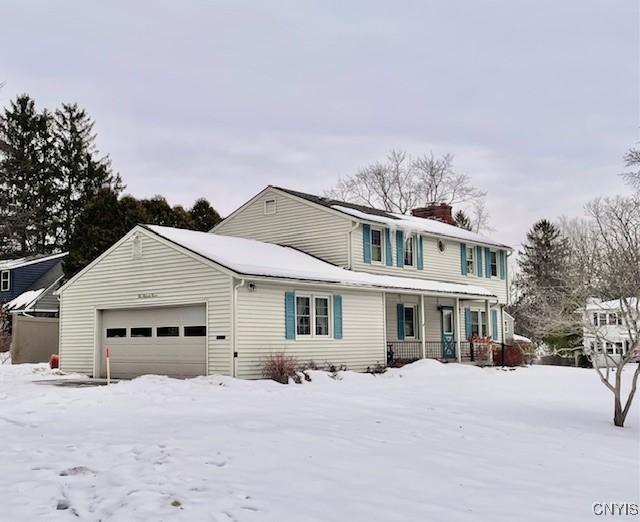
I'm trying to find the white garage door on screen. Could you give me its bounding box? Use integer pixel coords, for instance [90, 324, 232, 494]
[101, 305, 207, 379]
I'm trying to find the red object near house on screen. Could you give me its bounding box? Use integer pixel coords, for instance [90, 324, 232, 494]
[49, 354, 59, 369]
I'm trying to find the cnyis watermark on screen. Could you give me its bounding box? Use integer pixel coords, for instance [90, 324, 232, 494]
[592, 503, 639, 516]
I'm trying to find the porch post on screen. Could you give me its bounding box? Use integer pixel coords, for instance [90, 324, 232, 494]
[455, 297, 462, 363]
[420, 294, 426, 359]
[382, 293, 388, 366]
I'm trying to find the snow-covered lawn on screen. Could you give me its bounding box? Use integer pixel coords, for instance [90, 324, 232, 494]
[0, 361, 638, 521]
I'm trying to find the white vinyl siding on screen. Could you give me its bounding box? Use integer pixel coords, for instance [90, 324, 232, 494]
[59, 230, 233, 376]
[214, 188, 353, 267]
[234, 282, 385, 379]
[352, 228, 509, 304]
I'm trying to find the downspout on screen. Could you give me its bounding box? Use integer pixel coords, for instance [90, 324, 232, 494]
[232, 278, 246, 378]
[347, 221, 359, 270]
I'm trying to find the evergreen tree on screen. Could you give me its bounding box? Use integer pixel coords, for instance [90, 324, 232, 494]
[64, 189, 145, 278]
[140, 196, 177, 226]
[54, 103, 122, 250]
[453, 210, 473, 231]
[190, 198, 222, 231]
[508, 219, 571, 345]
[0, 95, 57, 255]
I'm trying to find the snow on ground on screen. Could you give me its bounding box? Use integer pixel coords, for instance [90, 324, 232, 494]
[0, 361, 638, 521]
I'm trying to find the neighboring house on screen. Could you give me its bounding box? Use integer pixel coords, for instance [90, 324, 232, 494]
[583, 298, 639, 366]
[57, 186, 512, 380]
[0, 253, 67, 363]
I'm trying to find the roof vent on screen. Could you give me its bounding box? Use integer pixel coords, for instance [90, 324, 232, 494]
[410, 203, 454, 225]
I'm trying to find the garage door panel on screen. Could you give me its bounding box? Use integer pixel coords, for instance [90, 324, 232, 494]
[101, 305, 206, 379]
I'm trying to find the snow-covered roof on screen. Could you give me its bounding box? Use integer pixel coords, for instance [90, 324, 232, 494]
[0, 252, 67, 271]
[512, 333, 532, 343]
[584, 298, 639, 311]
[332, 205, 509, 249]
[270, 186, 511, 249]
[144, 225, 496, 299]
[4, 289, 45, 311]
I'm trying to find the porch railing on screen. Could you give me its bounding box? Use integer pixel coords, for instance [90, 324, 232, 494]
[387, 340, 483, 364]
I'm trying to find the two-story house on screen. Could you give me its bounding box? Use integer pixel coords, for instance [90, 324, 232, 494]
[57, 186, 511, 379]
[583, 297, 639, 366]
[1, 253, 67, 316]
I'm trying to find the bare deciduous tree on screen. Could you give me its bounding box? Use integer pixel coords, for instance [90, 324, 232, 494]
[622, 147, 640, 191]
[536, 196, 640, 427]
[327, 150, 487, 219]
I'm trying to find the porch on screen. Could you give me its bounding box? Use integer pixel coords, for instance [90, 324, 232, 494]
[384, 291, 503, 366]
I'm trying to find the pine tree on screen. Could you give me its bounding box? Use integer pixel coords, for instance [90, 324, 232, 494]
[508, 219, 571, 345]
[54, 103, 122, 250]
[190, 198, 221, 231]
[64, 189, 145, 279]
[453, 210, 473, 231]
[0, 95, 57, 256]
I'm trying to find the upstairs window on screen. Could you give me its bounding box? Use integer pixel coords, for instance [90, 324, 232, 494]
[490, 251, 498, 277]
[0, 270, 9, 292]
[466, 246, 475, 275]
[370, 228, 383, 263]
[404, 236, 414, 266]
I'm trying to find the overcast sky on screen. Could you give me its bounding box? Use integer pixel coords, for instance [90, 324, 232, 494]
[1, 0, 638, 248]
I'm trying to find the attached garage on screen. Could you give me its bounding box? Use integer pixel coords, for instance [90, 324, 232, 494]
[101, 305, 207, 379]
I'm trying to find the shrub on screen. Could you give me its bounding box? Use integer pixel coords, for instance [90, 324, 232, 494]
[366, 362, 387, 374]
[300, 360, 318, 371]
[0, 335, 11, 353]
[492, 344, 525, 367]
[262, 353, 299, 384]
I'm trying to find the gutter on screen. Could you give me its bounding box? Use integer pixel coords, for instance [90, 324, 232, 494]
[346, 221, 359, 269]
[232, 278, 246, 378]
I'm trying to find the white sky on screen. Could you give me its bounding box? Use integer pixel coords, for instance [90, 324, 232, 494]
[1, 0, 638, 248]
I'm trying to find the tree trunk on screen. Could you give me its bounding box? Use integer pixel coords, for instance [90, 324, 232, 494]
[613, 395, 625, 427]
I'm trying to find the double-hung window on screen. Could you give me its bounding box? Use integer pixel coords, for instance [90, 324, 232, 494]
[296, 295, 331, 337]
[490, 251, 498, 277]
[471, 310, 487, 337]
[0, 270, 9, 292]
[404, 235, 414, 266]
[404, 305, 416, 338]
[370, 228, 383, 263]
[296, 296, 311, 336]
[466, 246, 475, 274]
[315, 297, 330, 336]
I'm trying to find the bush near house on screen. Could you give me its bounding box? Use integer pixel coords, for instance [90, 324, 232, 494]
[492, 344, 525, 367]
[262, 353, 299, 384]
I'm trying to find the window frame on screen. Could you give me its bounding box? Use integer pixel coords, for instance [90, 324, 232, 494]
[490, 250, 498, 277]
[131, 327, 153, 338]
[466, 246, 475, 275]
[295, 293, 332, 338]
[156, 326, 180, 337]
[471, 310, 487, 337]
[404, 235, 415, 267]
[370, 227, 383, 264]
[184, 325, 207, 337]
[0, 270, 9, 292]
[403, 304, 417, 339]
[264, 199, 277, 215]
[106, 328, 127, 338]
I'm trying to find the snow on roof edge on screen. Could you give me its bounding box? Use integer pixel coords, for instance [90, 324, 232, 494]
[143, 225, 497, 299]
[0, 252, 68, 271]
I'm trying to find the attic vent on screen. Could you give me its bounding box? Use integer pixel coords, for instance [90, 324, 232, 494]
[264, 199, 277, 215]
[132, 234, 142, 259]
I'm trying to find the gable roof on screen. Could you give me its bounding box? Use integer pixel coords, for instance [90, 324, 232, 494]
[0, 252, 67, 271]
[143, 225, 496, 299]
[270, 186, 511, 249]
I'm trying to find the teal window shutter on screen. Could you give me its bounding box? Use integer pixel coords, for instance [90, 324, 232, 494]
[476, 245, 483, 277]
[484, 247, 491, 279]
[396, 303, 405, 340]
[285, 292, 296, 340]
[396, 230, 404, 267]
[499, 250, 506, 280]
[362, 224, 371, 264]
[384, 228, 393, 266]
[491, 309, 498, 340]
[333, 295, 343, 339]
[460, 243, 467, 275]
[464, 308, 472, 339]
[417, 235, 424, 270]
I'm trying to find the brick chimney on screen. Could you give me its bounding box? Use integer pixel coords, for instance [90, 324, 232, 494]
[411, 203, 454, 225]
